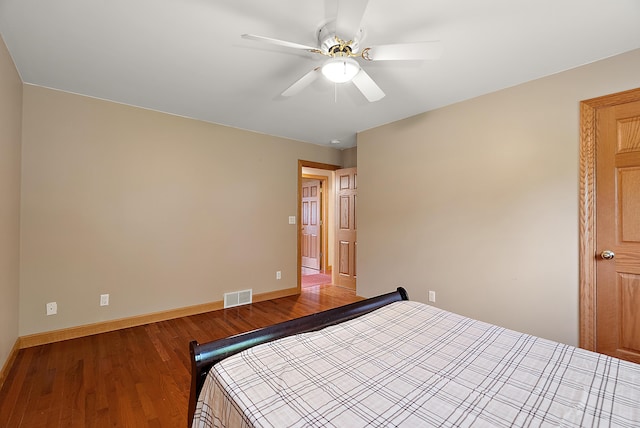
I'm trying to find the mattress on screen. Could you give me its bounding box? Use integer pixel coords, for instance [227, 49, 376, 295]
[192, 300, 640, 427]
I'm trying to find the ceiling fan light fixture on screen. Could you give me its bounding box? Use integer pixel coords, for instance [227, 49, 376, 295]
[321, 56, 360, 83]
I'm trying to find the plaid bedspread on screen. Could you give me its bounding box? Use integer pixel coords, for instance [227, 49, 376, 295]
[192, 301, 640, 427]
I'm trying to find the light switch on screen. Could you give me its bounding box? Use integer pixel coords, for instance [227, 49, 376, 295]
[288, 216, 296, 225]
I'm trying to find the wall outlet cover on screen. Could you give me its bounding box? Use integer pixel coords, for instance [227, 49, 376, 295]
[46, 302, 57, 315]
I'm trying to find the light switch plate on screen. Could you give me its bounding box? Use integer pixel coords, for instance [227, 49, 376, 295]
[288, 216, 296, 224]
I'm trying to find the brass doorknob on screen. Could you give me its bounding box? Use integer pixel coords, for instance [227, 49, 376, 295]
[600, 250, 615, 260]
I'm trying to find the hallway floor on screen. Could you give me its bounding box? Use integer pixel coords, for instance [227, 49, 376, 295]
[301, 267, 332, 288]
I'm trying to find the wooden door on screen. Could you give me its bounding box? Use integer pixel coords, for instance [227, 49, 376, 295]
[594, 99, 640, 363]
[301, 179, 321, 270]
[336, 168, 356, 289]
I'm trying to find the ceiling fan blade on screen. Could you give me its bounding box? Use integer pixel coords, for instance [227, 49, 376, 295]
[281, 68, 321, 97]
[241, 34, 319, 52]
[351, 69, 385, 102]
[363, 41, 443, 61]
[335, 0, 369, 41]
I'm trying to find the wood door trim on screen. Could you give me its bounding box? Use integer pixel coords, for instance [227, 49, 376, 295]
[579, 87, 640, 351]
[298, 160, 341, 291]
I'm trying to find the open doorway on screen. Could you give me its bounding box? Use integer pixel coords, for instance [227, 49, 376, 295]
[301, 177, 330, 287]
[298, 160, 340, 290]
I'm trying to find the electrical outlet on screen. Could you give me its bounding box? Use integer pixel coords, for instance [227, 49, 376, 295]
[100, 294, 109, 306]
[428, 290, 436, 303]
[276, 271, 282, 280]
[46, 302, 57, 316]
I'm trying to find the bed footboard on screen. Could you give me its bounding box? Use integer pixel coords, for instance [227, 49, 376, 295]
[187, 286, 408, 427]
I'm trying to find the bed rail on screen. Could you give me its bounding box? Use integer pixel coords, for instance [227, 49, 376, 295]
[187, 286, 409, 427]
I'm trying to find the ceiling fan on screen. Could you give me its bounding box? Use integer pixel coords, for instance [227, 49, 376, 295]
[241, 0, 442, 102]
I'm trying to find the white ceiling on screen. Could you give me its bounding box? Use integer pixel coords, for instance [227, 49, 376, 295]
[1, 0, 639, 149]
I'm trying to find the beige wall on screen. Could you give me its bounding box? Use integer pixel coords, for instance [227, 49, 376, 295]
[341, 146, 357, 168]
[19, 86, 342, 335]
[0, 34, 22, 371]
[358, 48, 640, 347]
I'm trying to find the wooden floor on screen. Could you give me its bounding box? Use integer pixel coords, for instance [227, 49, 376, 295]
[0, 285, 359, 427]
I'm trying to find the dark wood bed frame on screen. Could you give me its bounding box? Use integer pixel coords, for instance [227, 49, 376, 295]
[187, 287, 409, 426]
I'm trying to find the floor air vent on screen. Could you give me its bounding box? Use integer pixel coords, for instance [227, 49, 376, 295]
[224, 289, 253, 308]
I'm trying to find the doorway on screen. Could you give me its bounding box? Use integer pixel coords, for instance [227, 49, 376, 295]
[301, 176, 330, 288]
[298, 160, 340, 290]
[301, 178, 323, 271]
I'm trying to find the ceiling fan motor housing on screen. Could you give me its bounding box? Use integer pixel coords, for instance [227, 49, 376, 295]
[329, 44, 353, 56]
[318, 21, 364, 55]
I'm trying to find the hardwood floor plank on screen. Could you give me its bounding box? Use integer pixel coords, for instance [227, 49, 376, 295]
[9, 347, 44, 427]
[0, 285, 358, 427]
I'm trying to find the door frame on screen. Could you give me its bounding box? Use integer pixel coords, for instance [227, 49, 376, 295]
[578, 87, 640, 351]
[297, 160, 341, 290]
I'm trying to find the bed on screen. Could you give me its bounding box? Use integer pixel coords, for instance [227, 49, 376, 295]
[188, 288, 640, 427]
